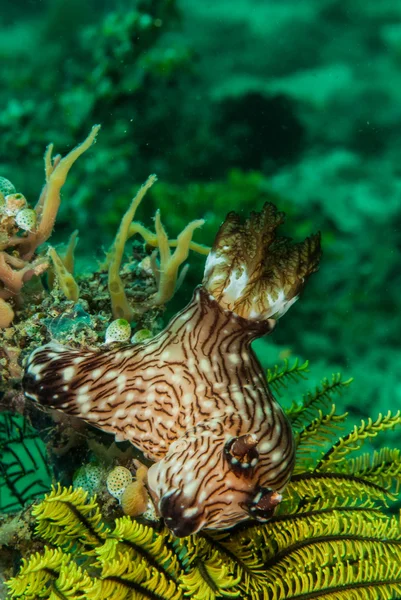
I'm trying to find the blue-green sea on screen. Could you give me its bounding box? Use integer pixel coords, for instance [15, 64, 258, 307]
[1, 1, 401, 598]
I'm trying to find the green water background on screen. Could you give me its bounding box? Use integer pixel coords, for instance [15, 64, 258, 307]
[1, 0, 401, 509]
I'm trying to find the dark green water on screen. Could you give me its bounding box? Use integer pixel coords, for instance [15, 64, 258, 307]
[1, 0, 401, 596]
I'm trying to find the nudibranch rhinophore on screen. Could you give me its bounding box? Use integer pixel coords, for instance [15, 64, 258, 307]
[23, 204, 321, 536]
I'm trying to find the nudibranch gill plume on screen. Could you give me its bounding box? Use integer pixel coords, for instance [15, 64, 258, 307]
[23, 203, 321, 536]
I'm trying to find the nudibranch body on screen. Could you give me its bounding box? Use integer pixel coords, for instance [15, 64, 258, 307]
[24, 204, 321, 536]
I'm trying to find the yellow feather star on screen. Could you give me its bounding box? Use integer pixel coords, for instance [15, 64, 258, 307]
[5, 364, 401, 600]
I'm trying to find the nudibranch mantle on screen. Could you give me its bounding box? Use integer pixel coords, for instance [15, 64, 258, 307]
[23, 203, 321, 536]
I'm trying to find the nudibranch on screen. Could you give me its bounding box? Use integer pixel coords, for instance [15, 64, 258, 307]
[23, 204, 321, 536]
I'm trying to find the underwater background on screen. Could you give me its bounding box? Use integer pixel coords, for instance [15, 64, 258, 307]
[0, 0, 400, 413]
[1, 0, 401, 598]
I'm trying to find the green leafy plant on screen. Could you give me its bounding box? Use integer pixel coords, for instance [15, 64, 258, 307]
[5, 361, 401, 599]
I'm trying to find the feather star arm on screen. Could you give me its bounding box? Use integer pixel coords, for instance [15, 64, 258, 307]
[23, 202, 321, 536]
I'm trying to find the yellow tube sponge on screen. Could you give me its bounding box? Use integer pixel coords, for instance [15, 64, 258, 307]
[18, 125, 100, 260]
[107, 175, 157, 321]
[120, 465, 149, 517]
[152, 209, 204, 306]
[0, 297, 14, 328]
[106, 174, 207, 320]
[0, 128, 99, 327]
[48, 246, 80, 302]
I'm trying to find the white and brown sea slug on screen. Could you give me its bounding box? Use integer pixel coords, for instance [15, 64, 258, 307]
[23, 204, 321, 536]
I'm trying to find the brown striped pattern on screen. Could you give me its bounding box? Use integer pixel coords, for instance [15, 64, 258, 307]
[23, 204, 321, 535]
[23, 287, 294, 534]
